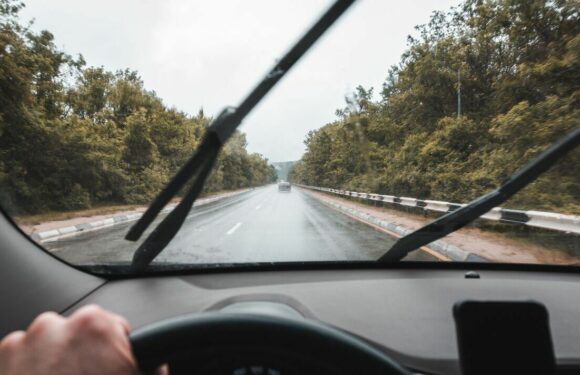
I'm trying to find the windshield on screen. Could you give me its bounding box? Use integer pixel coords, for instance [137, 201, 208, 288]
[0, 0, 578, 272]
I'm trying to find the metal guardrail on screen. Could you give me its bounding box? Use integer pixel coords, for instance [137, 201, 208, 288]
[297, 184, 580, 235]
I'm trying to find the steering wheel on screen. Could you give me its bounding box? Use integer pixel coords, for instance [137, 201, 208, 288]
[130, 313, 411, 375]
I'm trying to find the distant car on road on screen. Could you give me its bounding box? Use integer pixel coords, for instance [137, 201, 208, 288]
[278, 181, 291, 192]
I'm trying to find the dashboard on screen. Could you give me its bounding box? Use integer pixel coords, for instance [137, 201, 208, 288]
[66, 268, 580, 375]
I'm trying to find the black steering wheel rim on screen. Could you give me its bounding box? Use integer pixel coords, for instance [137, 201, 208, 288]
[130, 313, 411, 374]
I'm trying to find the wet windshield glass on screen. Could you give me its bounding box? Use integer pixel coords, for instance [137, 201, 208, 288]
[0, 0, 578, 271]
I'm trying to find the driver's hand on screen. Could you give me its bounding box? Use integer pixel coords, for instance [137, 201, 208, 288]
[0, 304, 168, 375]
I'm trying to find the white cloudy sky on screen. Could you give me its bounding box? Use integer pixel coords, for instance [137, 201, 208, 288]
[20, 0, 460, 162]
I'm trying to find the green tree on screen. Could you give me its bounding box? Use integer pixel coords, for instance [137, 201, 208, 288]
[291, 0, 579, 214]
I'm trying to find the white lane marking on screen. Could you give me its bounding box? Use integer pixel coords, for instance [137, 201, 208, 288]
[255, 204, 262, 210]
[226, 222, 242, 235]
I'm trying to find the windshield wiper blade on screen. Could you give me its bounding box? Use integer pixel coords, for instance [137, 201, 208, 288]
[125, 108, 234, 243]
[378, 126, 580, 263]
[127, 0, 357, 271]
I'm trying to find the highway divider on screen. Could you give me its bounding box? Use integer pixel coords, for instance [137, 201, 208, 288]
[31, 189, 251, 243]
[296, 184, 580, 235]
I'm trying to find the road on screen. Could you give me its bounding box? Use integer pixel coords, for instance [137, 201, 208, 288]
[45, 185, 438, 265]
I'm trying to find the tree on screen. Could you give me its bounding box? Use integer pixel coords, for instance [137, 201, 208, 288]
[291, 0, 579, 214]
[0, 0, 276, 214]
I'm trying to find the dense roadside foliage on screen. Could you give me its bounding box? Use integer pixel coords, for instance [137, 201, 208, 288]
[290, 0, 579, 214]
[0, 1, 276, 214]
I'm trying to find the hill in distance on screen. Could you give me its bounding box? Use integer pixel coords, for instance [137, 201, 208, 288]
[271, 161, 295, 182]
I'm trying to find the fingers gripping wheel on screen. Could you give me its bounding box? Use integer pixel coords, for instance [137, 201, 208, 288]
[130, 313, 411, 375]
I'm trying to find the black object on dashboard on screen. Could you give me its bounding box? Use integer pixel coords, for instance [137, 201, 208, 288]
[379, 126, 580, 262]
[453, 300, 555, 375]
[125, 0, 357, 271]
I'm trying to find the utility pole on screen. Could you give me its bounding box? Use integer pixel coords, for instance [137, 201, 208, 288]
[457, 68, 461, 118]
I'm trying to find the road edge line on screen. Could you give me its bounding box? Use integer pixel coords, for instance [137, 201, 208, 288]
[312, 193, 450, 261]
[299, 188, 485, 262]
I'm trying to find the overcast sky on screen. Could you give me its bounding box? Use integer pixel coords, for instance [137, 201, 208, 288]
[20, 0, 460, 162]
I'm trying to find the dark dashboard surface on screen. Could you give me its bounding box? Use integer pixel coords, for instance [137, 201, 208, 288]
[69, 268, 580, 375]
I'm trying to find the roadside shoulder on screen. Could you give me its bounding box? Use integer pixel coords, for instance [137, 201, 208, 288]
[300, 188, 579, 265]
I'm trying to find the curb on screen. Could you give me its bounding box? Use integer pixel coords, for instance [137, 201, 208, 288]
[303, 189, 488, 262]
[297, 184, 580, 235]
[31, 189, 250, 243]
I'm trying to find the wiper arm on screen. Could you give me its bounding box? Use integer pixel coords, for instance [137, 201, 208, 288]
[379, 126, 580, 263]
[126, 0, 357, 271]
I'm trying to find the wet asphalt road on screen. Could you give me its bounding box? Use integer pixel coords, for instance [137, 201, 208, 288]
[45, 185, 437, 265]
